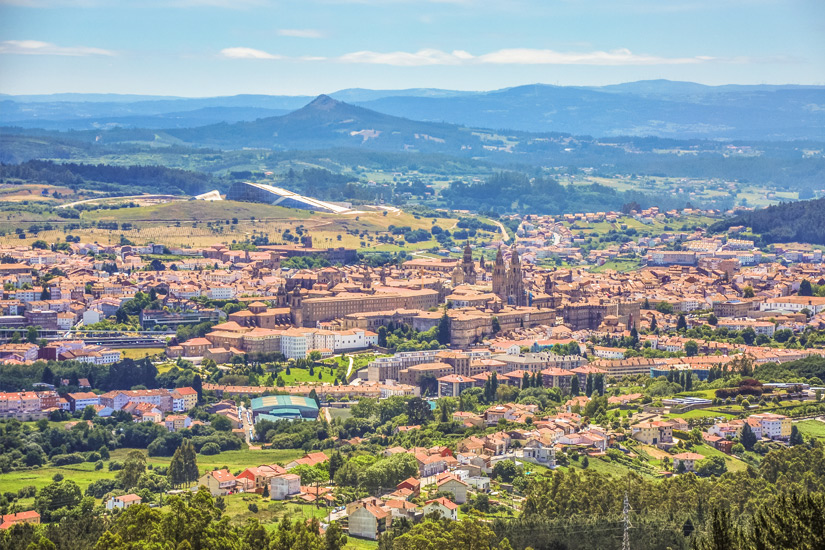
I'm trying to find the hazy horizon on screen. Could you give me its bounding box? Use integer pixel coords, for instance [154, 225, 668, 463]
[1, 0, 823, 96]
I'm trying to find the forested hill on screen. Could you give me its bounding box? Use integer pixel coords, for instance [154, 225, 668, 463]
[709, 196, 825, 245]
[0, 160, 220, 196]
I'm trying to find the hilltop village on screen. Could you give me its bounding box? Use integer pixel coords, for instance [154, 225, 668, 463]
[2, 207, 825, 547]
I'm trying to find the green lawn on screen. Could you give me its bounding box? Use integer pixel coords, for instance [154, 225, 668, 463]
[118, 347, 165, 360]
[795, 419, 825, 440]
[693, 444, 747, 473]
[664, 408, 734, 420]
[279, 366, 338, 385]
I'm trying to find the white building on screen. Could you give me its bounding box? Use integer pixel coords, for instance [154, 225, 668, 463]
[106, 494, 142, 510]
[270, 474, 301, 500]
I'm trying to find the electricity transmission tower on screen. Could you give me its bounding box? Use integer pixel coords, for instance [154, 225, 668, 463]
[622, 491, 632, 550]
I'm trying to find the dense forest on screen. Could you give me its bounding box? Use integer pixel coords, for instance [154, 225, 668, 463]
[0, 160, 222, 196]
[709, 196, 825, 245]
[442, 171, 696, 214]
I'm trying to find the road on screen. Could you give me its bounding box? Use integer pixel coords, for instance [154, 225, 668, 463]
[238, 404, 254, 445]
[493, 220, 510, 243]
[345, 356, 354, 380]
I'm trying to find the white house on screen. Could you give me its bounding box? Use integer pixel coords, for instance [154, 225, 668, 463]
[106, 494, 142, 510]
[270, 474, 301, 500]
[423, 497, 458, 521]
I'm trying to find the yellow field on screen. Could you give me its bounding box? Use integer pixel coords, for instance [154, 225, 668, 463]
[0, 200, 459, 250]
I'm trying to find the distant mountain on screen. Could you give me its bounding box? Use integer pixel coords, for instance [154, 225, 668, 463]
[162, 94, 490, 153]
[3, 80, 823, 139]
[355, 82, 825, 140]
[710, 196, 825, 245]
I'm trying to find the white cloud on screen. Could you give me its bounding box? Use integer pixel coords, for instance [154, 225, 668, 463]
[336, 47, 713, 66]
[338, 48, 474, 66]
[219, 47, 282, 60]
[217, 46, 761, 66]
[0, 40, 115, 56]
[478, 48, 712, 65]
[277, 29, 325, 39]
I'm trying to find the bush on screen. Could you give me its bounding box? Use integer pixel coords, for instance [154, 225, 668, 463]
[248, 503, 258, 513]
[108, 460, 123, 471]
[200, 442, 221, 455]
[87, 452, 101, 462]
[51, 453, 85, 466]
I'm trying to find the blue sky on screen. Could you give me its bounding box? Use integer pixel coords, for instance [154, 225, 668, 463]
[1, 0, 823, 96]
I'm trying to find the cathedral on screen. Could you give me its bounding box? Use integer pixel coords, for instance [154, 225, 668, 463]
[452, 243, 478, 286]
[492, 246, 527, 306]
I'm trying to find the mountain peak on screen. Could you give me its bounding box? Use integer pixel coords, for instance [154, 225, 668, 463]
[306, 94, 341, 110]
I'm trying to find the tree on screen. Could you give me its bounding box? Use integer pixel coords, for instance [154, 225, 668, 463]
[570, 374, 580, 396]
[581, 455, 589, 469]
[262, 484, 270, 498]
[181, 439, 199, 484]
[325, 521, 347, 550]
[406, 397, 433, 425]
[677, 314, 687, 331]
[799, 279, 813, 296]
[35, 479, 82, 521]
[437, 311, 450, 345]
[328, 451, 344, 480]
[491, 316, 501, 333]
[584, 373, 593, 397]
[789, 425, 804, 446]
[740, 422, 757, 451]
[168, 444, 186, 488]
[743, 286, 755, 298]
[594, 373, 605, 396]
[685, 340, 699, 357]
[649, 315, 658, 332]
[377, 326, 388, 347]
[492, 460, 519, 483]
[308, 388, 321, 408]
[211, 414, 232, 432]
[82, 404, 97, 420]
[118, 450, 147, 490]
[696, 456, 727, 477]
[708, 313, 718, 326]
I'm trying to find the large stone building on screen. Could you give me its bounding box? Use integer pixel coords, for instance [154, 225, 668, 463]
[492, 246, 526, 307]
[562, 300, 640, 331]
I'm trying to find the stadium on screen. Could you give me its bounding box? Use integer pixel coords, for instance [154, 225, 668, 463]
[250, 395, 320, 422]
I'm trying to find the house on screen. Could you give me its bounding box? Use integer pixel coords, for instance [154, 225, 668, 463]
[672, 452, 705, 473]
[522, 439, 556, 466]
[106, 494, 142, 510]
[164, 415, 191, 432]
[436, 474, 469, 504]
[415, 453, 446, 477]
[749, 413, 791, 440]
[0, 511, 40, 530]
[631, 421, 673, 446]
[197, 469, 236, 496]
[286, 451, 328, 470]
[237, 464, 287, 492]
[348, 503, 391, 540]
[465, 476, 491, 492]
[423, 497, 458, 521]
[396, 477, 421, 497]
[271, 474, 301, 500]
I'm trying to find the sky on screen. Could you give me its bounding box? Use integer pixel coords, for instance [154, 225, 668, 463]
[0, 0, 824, 96]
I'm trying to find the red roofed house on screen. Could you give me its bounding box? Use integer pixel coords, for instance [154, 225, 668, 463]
[673, 452, 705, 473]
[423, 497, 458, 520]
[198, 469, 236, 496]
[106, 493, 142, 510]
[0, 511, 40, 530]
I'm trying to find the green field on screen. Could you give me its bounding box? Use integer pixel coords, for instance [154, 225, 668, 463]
[0, 447, 310, 496]
[278, 366, 338, 385]
[118, 347, 165, 360]
[795, 419, 825, 440]
[693, 443, 748, 473]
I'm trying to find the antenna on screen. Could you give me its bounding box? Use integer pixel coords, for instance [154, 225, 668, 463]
[622, 490, 632, 550]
